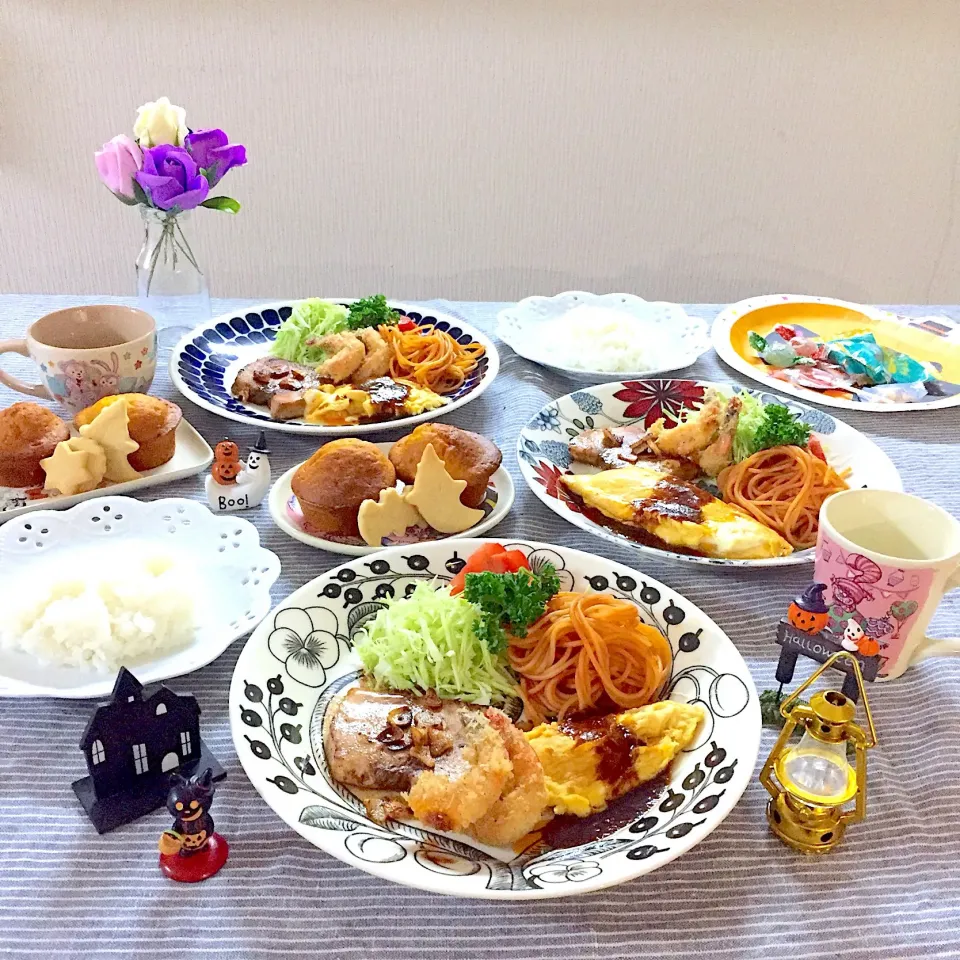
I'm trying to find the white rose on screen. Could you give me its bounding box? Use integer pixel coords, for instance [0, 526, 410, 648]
[134, 96, 187, 147]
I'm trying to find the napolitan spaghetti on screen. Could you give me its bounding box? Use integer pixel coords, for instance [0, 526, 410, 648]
[380, 323, 485, 395]
[717, 444, 849, 550]
[507, 592, 672, 725]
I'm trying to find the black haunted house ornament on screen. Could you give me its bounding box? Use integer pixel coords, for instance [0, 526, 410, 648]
[72, 667, 225, 833]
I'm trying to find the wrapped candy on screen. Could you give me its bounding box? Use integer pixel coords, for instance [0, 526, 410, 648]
[749, 331, 811, 369]
[825, 333, 936, 385]
[857, 381, 930, 404]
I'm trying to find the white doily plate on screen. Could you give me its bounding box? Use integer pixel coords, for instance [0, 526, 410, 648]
[0, 496, 281, 698]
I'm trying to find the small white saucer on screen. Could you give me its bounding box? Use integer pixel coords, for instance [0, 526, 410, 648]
[269, 442, 515, 556]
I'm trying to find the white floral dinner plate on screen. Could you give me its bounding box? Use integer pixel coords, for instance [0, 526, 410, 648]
[496, 291, 710, 381]
[230, 538, 760, 899]
[170, 300, 499, 436]
[0, 420, 213, 522]
[268, 442, 515, 556]
[712, 294, 960, 412]
[517, 379, 902, 567]
[0, 496, 280, 698]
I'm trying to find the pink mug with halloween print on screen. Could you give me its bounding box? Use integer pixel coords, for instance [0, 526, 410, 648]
[815, 489, 960, 680]
[0, 305, 156, 415]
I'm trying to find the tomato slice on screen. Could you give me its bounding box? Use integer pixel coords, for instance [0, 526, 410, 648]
[449, 543, 507, 594]
[466, 542, 507, 565]
[448, 543, 531, 593]
[498, 550, 530, 573]
[807, 435, 827, 462]
[397, 317, 417, 332]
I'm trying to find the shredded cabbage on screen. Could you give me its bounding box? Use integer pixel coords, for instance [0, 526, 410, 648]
[270, 299, 348, 364]
[353, 583, 518, 705]
[732, 391, 768, 462]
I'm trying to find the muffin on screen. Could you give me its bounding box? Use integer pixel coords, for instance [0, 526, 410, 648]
[292, 438, 396, 535]
[389, 424, 501, 508]
[0, 402, 70, 488]
[75, 394, 182, 471]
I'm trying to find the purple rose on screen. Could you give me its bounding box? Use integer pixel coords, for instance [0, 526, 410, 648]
[184, 128, 247, 187]
[135, 145, 210, 211]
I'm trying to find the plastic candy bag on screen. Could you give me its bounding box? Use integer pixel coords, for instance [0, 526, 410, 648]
[824, 333, 936, 385]
[857, 381, 930, 403]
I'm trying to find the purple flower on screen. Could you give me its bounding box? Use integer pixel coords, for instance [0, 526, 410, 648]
[94, 135, 142, 202]
[135, 145, 210, 211]
[184, 128, 247, 187]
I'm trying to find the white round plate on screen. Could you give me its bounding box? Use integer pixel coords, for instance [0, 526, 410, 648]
[268, 442, 515, 556]
[712, 294, 960, 412]
[230, 538, 760, 899]
[170, 300, 499, 435]
[0, 496, 281, 698]
[496, 291, 711, 381]
[518, 379, 902, 567]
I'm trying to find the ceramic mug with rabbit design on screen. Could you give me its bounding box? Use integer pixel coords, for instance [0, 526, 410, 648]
[0, 305, 156, 415]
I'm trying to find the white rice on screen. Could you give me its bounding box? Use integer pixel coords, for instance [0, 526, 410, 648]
[540, 305, 662, 372]
[0, 555, 195, 671]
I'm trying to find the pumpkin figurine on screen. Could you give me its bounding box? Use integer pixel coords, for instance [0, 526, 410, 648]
[856, 634, 882, 658]
[787, 582, 830, 635]
[211, 440, 242, 486]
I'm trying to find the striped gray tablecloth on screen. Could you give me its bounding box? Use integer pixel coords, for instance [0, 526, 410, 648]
[2, 295, 959, 960]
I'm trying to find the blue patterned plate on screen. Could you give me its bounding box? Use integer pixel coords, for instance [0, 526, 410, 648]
[517, 379, 903, 567]
[230, 538, 760, 899]
[169, 301, 499, 435]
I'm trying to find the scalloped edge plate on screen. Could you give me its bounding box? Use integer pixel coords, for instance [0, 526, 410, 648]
[497, 291, 711, 381]
[0, 496, 281, 698]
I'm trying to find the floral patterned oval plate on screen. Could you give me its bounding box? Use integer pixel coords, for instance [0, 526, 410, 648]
[170, 300, 498, 436]
[230, 538, 760, 899]
[268, 442, 514, 556]
[517, 379, 902, 567]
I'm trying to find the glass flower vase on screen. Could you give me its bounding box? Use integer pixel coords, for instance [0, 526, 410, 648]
[136, 206, 211, 350]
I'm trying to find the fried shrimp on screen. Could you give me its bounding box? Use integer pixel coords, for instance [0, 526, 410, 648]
[406, 716, 511, 833]
[314, 333, 365, 383]
[352, 328, 392, 382]
[469, 709, 548, 847]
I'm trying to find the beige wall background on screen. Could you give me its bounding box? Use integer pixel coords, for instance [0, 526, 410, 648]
[1, 0, 959, 303]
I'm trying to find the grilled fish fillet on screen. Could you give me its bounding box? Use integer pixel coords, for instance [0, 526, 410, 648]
[561, 463, 792, 559]
[525, 701, 705, 817]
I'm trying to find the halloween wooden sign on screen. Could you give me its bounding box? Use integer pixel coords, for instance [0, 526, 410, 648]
[775, 582, 880, 702]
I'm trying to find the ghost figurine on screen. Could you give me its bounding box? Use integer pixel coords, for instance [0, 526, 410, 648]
[205, 433, 271, 513]
[240, 433, 272, 504]
[841, 618, 865, 652]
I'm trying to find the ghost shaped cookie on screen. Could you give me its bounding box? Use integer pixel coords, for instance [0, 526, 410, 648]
[40, 437, 108, 496]
[402, 444, 484, 534]
[78, 399, 141, 483]
[358, 487, 424, 546]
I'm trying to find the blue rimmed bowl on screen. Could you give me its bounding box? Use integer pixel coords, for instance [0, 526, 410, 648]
[169, 301, 499, 435]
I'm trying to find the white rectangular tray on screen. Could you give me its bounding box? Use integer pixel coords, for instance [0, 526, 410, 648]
[0, 420, 213, 522]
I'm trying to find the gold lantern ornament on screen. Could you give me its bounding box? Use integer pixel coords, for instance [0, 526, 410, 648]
[759, 651, 878, 854]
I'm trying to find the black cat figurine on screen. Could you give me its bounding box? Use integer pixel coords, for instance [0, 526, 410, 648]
[158, 768, 229, 882]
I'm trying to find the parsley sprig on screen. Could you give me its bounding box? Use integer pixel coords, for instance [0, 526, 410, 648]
[463, 564, 561, 654]
[345, 294, 399, 330]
